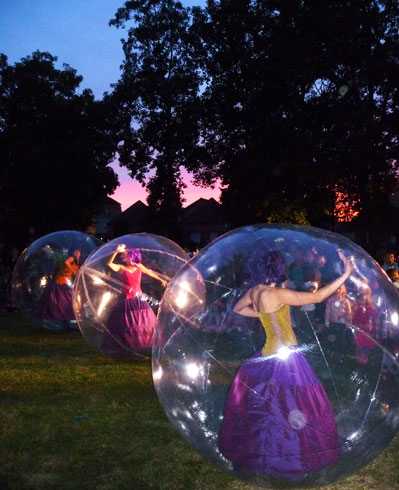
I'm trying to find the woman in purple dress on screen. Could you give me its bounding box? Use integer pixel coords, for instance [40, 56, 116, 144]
[218, 249, 353, 480]
[101, 244, 167, 356]
[36, 249, 81, 322]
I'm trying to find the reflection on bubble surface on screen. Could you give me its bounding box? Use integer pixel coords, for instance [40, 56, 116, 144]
[73, 233, 188, 358]
[153, 224, 399, 487]
[12, 230, 101, 331]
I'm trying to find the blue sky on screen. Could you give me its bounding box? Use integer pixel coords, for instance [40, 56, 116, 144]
[0, 0, 206, 98]
[0, 0, 124, 98]
[0, 0, 218, 210]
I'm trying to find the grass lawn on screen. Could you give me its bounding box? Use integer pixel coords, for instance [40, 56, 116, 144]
[1, 311, 399, 490]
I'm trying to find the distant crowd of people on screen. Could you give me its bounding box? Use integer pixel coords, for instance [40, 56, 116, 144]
[2, 230, 399, 331]
[286, 247, 399, 366]
[382, 252, 399, 288]
[201, 244, 399, 370]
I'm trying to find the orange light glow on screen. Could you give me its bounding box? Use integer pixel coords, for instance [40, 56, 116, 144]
[334, 191, 361, 222]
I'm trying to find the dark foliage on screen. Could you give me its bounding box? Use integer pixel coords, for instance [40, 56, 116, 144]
[0, 51, 120, 246]
[111, 0, 399, 253]
[110, 0, 203, 241]
[194, 1, 399, 242]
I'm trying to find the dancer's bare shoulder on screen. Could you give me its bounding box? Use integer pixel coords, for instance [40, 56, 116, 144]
[250, 285, 282, 314]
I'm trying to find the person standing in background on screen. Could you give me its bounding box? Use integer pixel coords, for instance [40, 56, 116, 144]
[382, 252, 399, 272]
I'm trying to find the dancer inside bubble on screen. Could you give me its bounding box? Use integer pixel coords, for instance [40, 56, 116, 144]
[101, 243, 167, 356]
[218, 247, 353, 480]
[36, 248, 81, 325]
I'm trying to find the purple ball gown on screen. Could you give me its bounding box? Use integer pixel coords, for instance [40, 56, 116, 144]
[101, 268, 156, 355]
[36, 258, 78, 321]
[218, 304, 340, 480]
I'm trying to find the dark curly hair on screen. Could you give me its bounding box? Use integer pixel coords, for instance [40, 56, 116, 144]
[246, 248, 287, 287]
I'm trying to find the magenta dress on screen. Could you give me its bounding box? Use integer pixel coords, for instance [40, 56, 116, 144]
[101, 268, 156, 355]
[218, 304, 340, 480]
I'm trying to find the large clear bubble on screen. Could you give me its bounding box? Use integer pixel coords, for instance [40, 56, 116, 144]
[12, 230, 101, 331]
[73, 233, 188, 359]
[153, 224, 399, 487]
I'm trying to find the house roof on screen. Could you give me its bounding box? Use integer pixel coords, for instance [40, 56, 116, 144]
[182, 198, 223, 224]
[109, 199, 148, 225]
[103, 196, 122, 209]
[109, 197, 224, 227]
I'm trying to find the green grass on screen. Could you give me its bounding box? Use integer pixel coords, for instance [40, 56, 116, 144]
[1, 311, 399, 490]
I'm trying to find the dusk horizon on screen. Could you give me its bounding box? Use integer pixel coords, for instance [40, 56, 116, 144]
[0, 0, 217, 212]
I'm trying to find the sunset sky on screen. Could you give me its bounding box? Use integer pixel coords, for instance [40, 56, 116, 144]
[0, 0, 220, 210]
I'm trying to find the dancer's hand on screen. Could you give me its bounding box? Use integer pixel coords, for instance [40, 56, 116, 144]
[338, 249, 354, 275]
[116, 244, 126, 253]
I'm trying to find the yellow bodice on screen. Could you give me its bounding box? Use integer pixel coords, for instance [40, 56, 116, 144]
[259, 304, 298, 356]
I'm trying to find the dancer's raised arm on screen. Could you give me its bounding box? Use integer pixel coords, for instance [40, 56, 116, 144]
[107, 244, 126, 272]
[275, 250, 353, 307]
[234, 250, 353, 316]
[137, 263, 167, 287]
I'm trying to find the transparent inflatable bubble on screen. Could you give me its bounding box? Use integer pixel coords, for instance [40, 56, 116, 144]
[73, 233, 188, 359]
[12, 230, 101, 331]
[153, 224, 399, 487]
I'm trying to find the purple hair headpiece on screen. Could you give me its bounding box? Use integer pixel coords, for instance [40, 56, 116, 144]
[129, 248, 142, 264]
[246, 246, 287, 287]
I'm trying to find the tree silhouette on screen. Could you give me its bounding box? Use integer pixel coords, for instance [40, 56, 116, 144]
[301, 1, 399, 251]
[110, 0, 399, 253]
[110, 0, 203, 240]
[192, 0, 399, 251]
[0, 51, 120, 244]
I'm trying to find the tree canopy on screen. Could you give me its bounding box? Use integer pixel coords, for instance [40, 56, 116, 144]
[194, 1, 399, 232]
[112, 0, 399, 252]
[2, 2, 398, 252]
[110, 0, 203, 239]
[0, 51, 120, 245]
